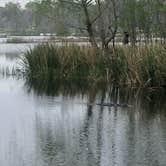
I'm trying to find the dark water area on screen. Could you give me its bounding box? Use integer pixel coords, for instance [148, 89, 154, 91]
[0, 43, 166, 166]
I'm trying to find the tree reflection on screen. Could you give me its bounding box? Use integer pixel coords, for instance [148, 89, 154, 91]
[30, 79, 166, 166]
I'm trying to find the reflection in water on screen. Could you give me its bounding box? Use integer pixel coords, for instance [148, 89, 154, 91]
[0, 43, 36, 76]
[1, 52, 20, 61]
[0, 43, 166, 166]
[0, 54, 22, 78]
[0, 43, 36, 55]
[0, 54, 19, 69]
[25, 78, 90, 97]
[0, 78, 166, 166]
[25, 79, 166, 166]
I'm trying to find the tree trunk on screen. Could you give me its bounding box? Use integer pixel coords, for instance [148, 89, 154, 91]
[81, 0, 98, 48]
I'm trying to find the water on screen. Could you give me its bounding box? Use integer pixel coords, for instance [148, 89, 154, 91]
[0, 43, 166, 166]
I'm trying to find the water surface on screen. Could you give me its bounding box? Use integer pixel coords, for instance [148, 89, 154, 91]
[0, 43, 166, 166]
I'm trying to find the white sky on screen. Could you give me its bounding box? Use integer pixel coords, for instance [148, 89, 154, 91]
[0, 0, 31, 7]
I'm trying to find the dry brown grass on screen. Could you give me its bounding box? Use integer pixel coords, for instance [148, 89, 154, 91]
[22, 43, 166, 87]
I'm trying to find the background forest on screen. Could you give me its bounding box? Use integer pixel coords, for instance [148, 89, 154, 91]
[0, 0, 165, 43]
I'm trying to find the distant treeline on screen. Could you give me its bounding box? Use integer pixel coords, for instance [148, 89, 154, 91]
[0, 0, 165, 42]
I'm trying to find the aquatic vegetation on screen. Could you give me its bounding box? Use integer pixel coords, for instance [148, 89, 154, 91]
[6, 38, 29, 43]
[22, 43, 166, 87]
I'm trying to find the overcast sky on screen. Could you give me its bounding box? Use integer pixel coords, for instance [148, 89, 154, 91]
[0, 0, 31, 7]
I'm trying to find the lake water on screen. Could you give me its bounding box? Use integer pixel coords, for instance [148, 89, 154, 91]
[0, 43, 166, 166]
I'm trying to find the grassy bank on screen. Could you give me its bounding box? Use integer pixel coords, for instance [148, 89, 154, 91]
[22, 43, 166, 87]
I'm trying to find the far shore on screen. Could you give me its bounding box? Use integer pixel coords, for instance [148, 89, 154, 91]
[0, 35, 165, 45]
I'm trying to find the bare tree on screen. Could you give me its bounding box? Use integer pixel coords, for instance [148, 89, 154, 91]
[81, 0, 98, 48]
[79, 0, 119, 49]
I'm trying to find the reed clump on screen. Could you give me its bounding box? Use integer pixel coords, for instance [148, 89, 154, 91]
[22, 43, 166, 87]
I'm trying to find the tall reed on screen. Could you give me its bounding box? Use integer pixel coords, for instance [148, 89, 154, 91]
[22, 43, 166, 87]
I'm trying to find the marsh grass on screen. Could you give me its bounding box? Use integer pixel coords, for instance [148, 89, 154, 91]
[6, 38, 29, 43]
[22, 43, 166, 87]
